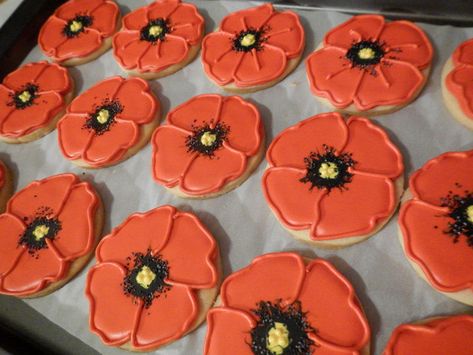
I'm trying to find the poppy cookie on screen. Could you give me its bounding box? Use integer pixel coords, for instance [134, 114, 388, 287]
[201, 3, 305, 93]
[113, 0, 205, 80]
[384, 315, 473, 355]
[262, 112, 404, 248]
[0, 161, 13, 213]
[0, 61, 73, 143]
[398, 150, 473, 306]
[86, 205, 220, 351]
[204, 252, 370, 355]
[306, 15, 433, 115]
[442, 39, 473, 131]
[0, 173, 103, 298]
[58, 76, 160, 168]
[152, 94, 264, 198]
[38, 0, 120, 66]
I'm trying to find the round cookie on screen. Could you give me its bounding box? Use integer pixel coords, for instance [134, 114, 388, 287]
[86, 205, 221, 352]
[201, 3, 305, 93]
[262, 112, 404, 249]
[0, 161, 13, 213]
[204, 252, 370, 355]
[152, 94, 264, 198]
[58, 76, 160, 168]
[0, 61, 73, 143]
[113, 0, 205, 80]
[384, 315, 473, 355]
[442, 39, 473, 131]
[0, 173, 103, 298]
[306, 15, 433, 116]
[38, 0, 121, 66]
[398, 150, 473, 306]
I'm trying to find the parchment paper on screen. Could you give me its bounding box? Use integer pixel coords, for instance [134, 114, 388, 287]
[4, 0, 473, 354]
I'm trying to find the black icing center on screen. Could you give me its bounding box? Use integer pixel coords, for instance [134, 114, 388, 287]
[9, 83, 39, 109]
[185, 121, 229, 157]
[440, 191, 473, 248]
[84, 99, 123, 135]
[63, 15, 93, 38]
[19, 216, 62, 255]
[233, 28, 265, 52]
[346, 40, 386, 69]
[140, 18, 170, 43]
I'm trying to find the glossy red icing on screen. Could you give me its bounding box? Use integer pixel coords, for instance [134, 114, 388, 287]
[262, 112, 403, 240]
[57, 76, 159, 167]
[0, 174, 100, 296]
[152, 94, 263, 195]
[384, 315, 473, 355]
[201, 3, 304, 87]
[113, 0, 204, 74]
[0, 61, 72, 139]
[399, 150, 473, 293]
[446, 39, 473, 119]
[204, 252, 370, 354]
[306, 15, 433, 110]
[86, 205, 218, 350]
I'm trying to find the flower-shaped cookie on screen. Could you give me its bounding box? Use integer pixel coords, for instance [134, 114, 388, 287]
[306, 15, 433, 113]
[384, 315, 473, 354]
[39, 0, 120, 64]
[58, 76, 159, 168]
[399, 150, 473, 305]
[0, 61, 72, 143]
[113, 0, 204, 77]
[201, 3, 304, 91]
[0, 174, 101, 297]
[86, 205, 219, 351]
[152, 94, 263, 197]
[262, 112, 404, 247]
[204, 252, 370, 354]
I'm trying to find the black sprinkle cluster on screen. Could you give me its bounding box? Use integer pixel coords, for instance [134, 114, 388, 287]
[250, 300, 316, 355]
[300, 144, 356, 192]
[63, 15, 93, 38]
[440, 191, 473, 247]
[18, 216, 62, 257]
[8, 83, 39, 109]
[232, 28, 266, 52]
[84, 99, 123, 135]
[140, 18, 170, 43]
[345, 39, 386, 74]
[185, 121, 230, 157]
[123, 250, 171, 308]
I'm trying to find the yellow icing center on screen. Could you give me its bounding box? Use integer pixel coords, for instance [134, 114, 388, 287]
[466, 205, 473, 224]
[200, 131, 217, 146]
[97, 109, 110, 124]
[18, 91, 31, 103]
[33, 225, 50, 241]
[266, 322, 290, 354]
[149, 25, 163, 37]
[240, 33, 256, 47]
[318, 162, 339, 179]
[70, 20, 83, 33]
[358, 47, 376, 60]
[135, 266, 156, 289]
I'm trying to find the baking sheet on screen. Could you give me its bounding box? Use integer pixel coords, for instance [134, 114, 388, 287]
[3, 0, 473, 353]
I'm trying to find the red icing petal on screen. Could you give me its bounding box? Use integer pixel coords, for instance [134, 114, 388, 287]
[39, 16, 70, 58]
[218, 96, 262, 154]
[400, 200, 473, 292]
[114, 78, 157, 123]
[221, 253, 305, 313]
[0, 91, 63, 137]
[0, 86, 15, 128]
[314, 172, 396, 239]
[160, 211, 217, 288]
[151, 125, 196, 186]
[409, 151, 473, 206]
[53, 182, 98, 260]
[378, 21, 433, 69]
[122, 5, 148, 31]
[57, 114, 94, 160]
[168, 94, 221, 131]
[344, 116, 403, 178]
[138, 34, 189, 72]
[147, 0, 180, 20]
[96, 206, 175, 265]
[180, 145, 246, 195]
[8, 174, 77, 222]
[68, 76, 122, 114]
[262, 167, 327, 231]
[220, 3, 273, 33]
[55, 29, 103, 62]
[113, 32, 150, 70]
[306, 47, 365, 108]
[453, 39, 473, 66]
[324, 15, 385, 48]
[0, 214, 26, 277]
[446, 67, 473, 118]
[87, 262, 140, 346]
[298, 259, 370, 349]
[204, 308, 255, 355]
[132, 284, 198, 350]
[56, 0, 104, 20]
[264, 10, 304, 58]
[307, 342, 360, 355]
[167, 2, 204, 44]
[90, 1, 119, 36]
[267, 112, 348, 169]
